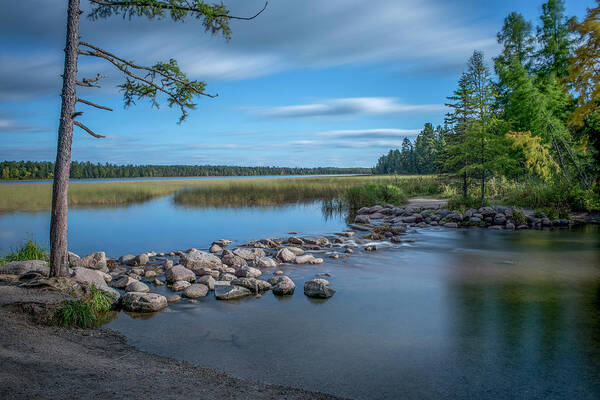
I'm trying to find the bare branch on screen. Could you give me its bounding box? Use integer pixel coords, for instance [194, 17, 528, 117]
[74, 120, 106, 138]
[88, 0, 268, 20]
[76, 80, 100, 88]
[77, 97, 114, 111]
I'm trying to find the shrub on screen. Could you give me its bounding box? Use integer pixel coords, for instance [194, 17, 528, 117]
[511, 209, 527, 225]
[447, 195, 486, 210]
[55, 286, 113, 328]
[0, 238, 48, 266]
[346, 183, 407, 213]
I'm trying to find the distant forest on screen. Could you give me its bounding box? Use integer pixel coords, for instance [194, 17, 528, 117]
[0, 161, 371, 180]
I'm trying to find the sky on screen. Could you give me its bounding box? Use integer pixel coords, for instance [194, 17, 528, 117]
[0, 0, 595, 168]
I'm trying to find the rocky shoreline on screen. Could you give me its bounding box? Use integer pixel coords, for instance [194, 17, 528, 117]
[1, 203, 598, 317]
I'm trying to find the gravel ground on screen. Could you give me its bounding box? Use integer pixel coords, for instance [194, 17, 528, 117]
[0, 285, 342, 400]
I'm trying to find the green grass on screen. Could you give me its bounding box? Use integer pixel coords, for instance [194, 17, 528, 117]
[55, 286, 113, 328]
[0, 239, 48, 265]
[346, 184, 408, 213]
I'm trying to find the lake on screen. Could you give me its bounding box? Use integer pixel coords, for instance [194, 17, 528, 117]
[1, 179, 599, 399]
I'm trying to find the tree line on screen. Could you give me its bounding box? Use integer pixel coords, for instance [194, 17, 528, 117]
[0, 161, 371, 180]
[375, 0, 600, 208]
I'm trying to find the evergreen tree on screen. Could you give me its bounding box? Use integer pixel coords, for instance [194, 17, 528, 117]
[536, 0, 573, 78]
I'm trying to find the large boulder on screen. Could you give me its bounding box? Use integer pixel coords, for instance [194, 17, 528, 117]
[294, 254, 316, 264]
[275, 248, 296, 263]
[304, 279, 336, 298]
[71, 267, 120, 303]
[252, 256, 279, 269]
[119, 254, 136, 265]
[231, 277, 272, 293]
[0, 260, 49, 277]
[182, 283, 209, 298]
[235, 266, 262, 278]
[179, 251, 222, 270]
[165, 265, 195, 283]
[215, 284, 252, 300]
[72, 252, 107, 273]
[121, 292, 167, 312]
[172, 280, 191, 291]
[134, 253, 150, 266]
[233, 248, 265, 261]
[208, 244, 222, 254]
[212, 239, 232, 247]
[269, 276, 296, 296]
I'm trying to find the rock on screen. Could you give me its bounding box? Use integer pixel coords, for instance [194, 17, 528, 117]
[470, 217, 482, 223]
[276, 248, 296, 263]
[445, 212, 463, 222]
[370, 212, 385, 219]
[180, 251, 222, 270]
[269, 275, 296, 296]
[444, 222, 459, 228]
[220, 273, 237, 281]
[364, 245, 376, 252]
[336, 231, 355, 237]
[153, 278, 164, 286]
[354, 215, 371, 224]
[196, 275, 216, 290]
[134, 253, 150, 266]
[309, 258, 324, 265]
[126, 281, 150, 293]
[253, 256, 279, 269]
[67, 251, 80, 263]
[72, 252, 107, 272]
[493, 213, 507, 225]
[167, 295, 181, 303]
[193, 267, 214, 277]
[273, 270, 283, 275]
[233, 248, 265, 261]
[304, 278, 336, 298]
[222, 252, 248, 268]
[0, 260, 49, 277]
[165, 265, 195, 283]
[357, 207, 370, 214]
[172, 280, 191, 291]
[212, 239, 232, 247]
[119, 254, 135, 265]
[345, 248, 354, 254]
[71, 267, 120, 303]
[479, 207, 496, 218]
[294, 254, 315, 264]
[235, 266, 262, 278]
[121, 292, 168, 312]
[488, 225, 503, 230]
[231, 277, 272, 293]
[288, 236, 305, 245]
[144, 270, 157, 279]
[287, 247, 305, 256]
[110, 275, 137, 289]
[183, 283, 209, 298]
[209, 244, 222, 254]
[506, 222, 515, 230]
[215, 284, 252, 300]
[163, 259, 174, 270]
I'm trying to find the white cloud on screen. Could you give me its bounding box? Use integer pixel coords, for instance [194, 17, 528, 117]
[253, 97, 445, 119]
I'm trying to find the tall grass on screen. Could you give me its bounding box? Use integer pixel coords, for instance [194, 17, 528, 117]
[346, 184, 407, 213]
[0, 239, 48, 265]
[55, 286, 113, 328]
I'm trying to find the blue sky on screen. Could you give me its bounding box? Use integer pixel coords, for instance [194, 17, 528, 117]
[0, 0, 594, 167]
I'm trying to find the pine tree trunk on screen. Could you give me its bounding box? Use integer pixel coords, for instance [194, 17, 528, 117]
[49, 0, 80, 277]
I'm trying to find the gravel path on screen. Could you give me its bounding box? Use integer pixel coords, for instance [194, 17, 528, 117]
[0, 286, 342, 400]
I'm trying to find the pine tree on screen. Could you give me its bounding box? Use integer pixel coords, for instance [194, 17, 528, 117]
[536, 0, 573, 79]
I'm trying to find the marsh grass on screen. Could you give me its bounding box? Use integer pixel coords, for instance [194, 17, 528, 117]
[0, 238, 48, 265]
[0, 175, 444, 213]
[55, 286, 113, 328]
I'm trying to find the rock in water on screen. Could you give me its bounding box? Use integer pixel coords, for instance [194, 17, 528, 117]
[72, 252, 107, 272]
[235, 266, 262, 278]
[134, 253, 150, 266]
[121, 292, 168, 312]
[304, 279, 336, 298]
[125, 281, 150, 293]
[252, 257, 279, 269]
[294, 254, 315, 264]
[183, 284, 209, 298]
[212, 239, 233, 247]
[0, 260, 49, 277]
[195, 275, 216, 290]
[214, 284, 252, 300]
[354, 215, 370, 224]
[233, 248, 265, 261]
[171, 280, 191, 291]
[269, 276, 296, 296]
[231, 277, 272, 293]
[209, 244, 222, 254]
[110, 275, 137, 289]
[179, 251, 222, 270]
[275, 248, 296, 263]
[222, 252, 248, 268]
[165, 265, 195, 283]
[119, 254, 136, 265]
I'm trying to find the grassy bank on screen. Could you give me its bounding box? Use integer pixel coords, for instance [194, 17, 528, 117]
[0, 175, 442, 213]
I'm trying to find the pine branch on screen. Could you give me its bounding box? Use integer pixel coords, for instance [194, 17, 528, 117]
[74, 120, 106, 138]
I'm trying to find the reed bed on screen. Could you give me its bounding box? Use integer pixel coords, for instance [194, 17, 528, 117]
[0, 175, 442, 213]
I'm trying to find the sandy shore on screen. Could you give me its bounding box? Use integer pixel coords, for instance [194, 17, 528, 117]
[0, 285, 341, 400]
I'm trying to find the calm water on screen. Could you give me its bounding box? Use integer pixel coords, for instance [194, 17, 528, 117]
[1, 188, 599, 399]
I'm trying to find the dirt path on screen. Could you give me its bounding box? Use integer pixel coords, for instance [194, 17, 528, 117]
[0, 286, 341, 400]
[406, 197, 448, 209]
